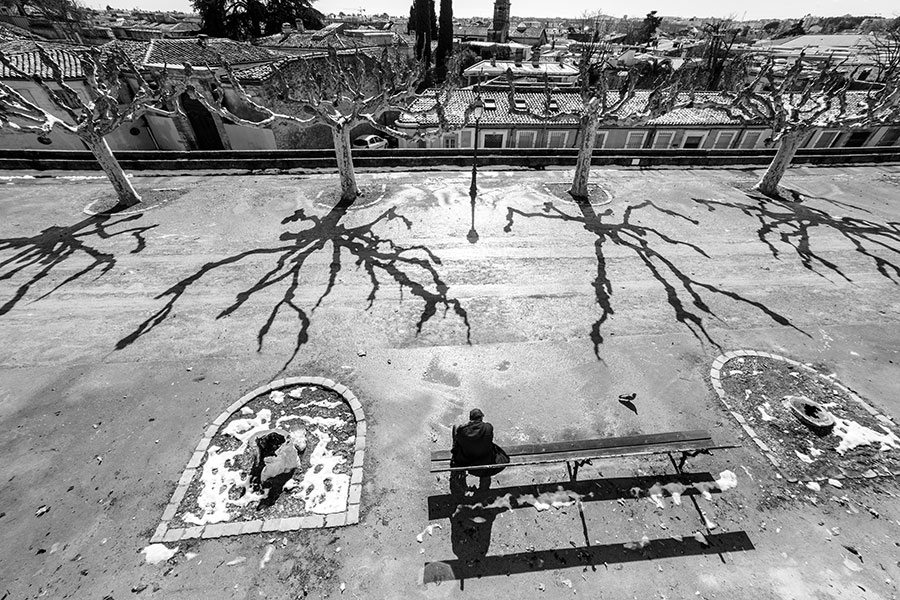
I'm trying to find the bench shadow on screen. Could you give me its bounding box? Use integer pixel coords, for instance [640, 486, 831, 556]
[425, 472, 753, 585]
[504, 199, 803, 357]
[428, 472, 719, 520]
[115, 198, 471, 369]
[0, 215, 156, 317]
[424, 531, 755, 584]
[692, 194, 900, 285]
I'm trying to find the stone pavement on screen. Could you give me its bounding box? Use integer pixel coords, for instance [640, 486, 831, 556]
[1, 166, 899, 599]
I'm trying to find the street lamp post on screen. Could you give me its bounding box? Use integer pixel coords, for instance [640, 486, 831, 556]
[467, 97, 485, 244]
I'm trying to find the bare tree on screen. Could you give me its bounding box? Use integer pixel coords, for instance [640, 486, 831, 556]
[0, 45, 177, 209]
[696, 54, 900, 196]
[184, 46, 466, 203]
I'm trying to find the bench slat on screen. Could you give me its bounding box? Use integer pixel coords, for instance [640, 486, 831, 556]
[431, 429, 712, 462]
[429, 443, 740, 473]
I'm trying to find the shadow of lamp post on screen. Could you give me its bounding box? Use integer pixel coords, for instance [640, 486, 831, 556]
[467, 96, 485, 244]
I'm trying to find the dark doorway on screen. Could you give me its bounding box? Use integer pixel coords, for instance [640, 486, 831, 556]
[180, 92, 224, 150]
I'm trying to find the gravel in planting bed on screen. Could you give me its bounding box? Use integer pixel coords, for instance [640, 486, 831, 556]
[171, 384, 356, 528]
[719, 356, 900, 481]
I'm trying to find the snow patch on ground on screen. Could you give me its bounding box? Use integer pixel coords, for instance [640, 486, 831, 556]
[518, 488, 581, 511]
[833, 418, 900, 455]
[142, 544, 177, 564]
[293, 428, 350, 514]
[185, 409, 283, 525]
[300, 415, 346, 428]
[715, 470, 738, 492]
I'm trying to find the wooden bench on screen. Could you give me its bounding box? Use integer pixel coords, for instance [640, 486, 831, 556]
[430, 429, 739, 481]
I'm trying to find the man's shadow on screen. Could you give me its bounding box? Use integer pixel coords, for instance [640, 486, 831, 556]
[448, 472, 504, 585]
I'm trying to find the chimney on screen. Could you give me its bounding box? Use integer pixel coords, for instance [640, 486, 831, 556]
[295, 19, 305, 33]
[197, 33, 208, 47]
[514, 52, 522, 67]
[490, 55, 496, 67]
[531, 47, 541, 68]
[281, 22, 292, 34]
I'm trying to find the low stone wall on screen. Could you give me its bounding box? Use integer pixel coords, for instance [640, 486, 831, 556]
[0, 147, 898, 172]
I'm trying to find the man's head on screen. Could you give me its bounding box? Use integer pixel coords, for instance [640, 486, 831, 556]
[469, 408, 484, 421]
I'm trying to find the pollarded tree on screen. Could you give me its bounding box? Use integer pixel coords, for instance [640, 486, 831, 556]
[0, 45, 178, 209]
[697, 53, 900, 196]
[182, 46, 465, 202]
[508, 37, 680, 200]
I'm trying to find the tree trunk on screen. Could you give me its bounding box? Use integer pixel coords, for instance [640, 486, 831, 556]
[755, 131, 803, 196]
[85, 134, 141, 207]
[569, 111, 600, 200]
[332, 126, 359, 202]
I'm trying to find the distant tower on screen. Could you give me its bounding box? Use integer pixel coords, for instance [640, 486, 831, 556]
[487, 0, 510, 43]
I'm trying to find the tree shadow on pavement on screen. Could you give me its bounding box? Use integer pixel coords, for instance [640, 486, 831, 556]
[116, 198, 471, 369]
[0, 215, 156, 316]
[692, 194, 900, 285]
[503, 200, 801, 357]
[424, 472, 754, 586]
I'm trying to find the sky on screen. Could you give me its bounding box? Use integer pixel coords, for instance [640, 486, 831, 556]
[83, 0, 900, 21]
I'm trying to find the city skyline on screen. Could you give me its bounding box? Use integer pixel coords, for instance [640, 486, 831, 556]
[81, 0, 900, 21]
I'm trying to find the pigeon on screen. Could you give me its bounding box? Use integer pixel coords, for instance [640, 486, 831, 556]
[618, 393, 637, 415]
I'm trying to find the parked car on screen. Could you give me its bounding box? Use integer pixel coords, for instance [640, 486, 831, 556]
[352, 134, 388, 149]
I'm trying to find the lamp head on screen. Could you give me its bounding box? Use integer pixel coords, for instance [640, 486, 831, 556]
[470, 97, 485, 121]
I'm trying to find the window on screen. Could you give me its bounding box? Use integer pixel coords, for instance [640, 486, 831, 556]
[594, 131, 607, 149]
[740, 131, 762, 149]
[652, 131, 675, 149]
[482, 132, 504, 148]
[460, 130, 473, 148]
[843, 131, 871, 147]
[13, 88, 37, 103]
[516, 130, 537, 148]
[681, 131, 707, 149]
[713, 131, 736, 149]
[814, 131, 839, 148]
[514, 98, 527, 111]
[442, 135, 457, 149]
[548, 99, 559, 111]
[483, 98, 497, 110]
[547, 131, 568, 148]
[624, 131, 646, 149]
[877, 128, 900, 147]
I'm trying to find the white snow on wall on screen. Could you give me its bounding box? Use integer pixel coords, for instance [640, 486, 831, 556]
[294, 428, 350, 514]
[833, 418, 900, 455]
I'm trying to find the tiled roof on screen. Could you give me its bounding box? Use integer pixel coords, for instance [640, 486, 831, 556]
[464, 59, 579, 78]
[142, 38, 288, 66]
[0, 21, 42, 42]
[230, 48, 383, 82]
[456, 26, 489, 38]
[0, 46, 86, 78]
[400, 89, 583, 128]
[398, 89, 872, 129]
[258, 30, 407, 49]
[509, 26, 545, 40]
[102, 39, 150, 65]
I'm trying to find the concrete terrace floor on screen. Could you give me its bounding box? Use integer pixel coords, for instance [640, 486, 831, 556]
[1, 165, 900, 599]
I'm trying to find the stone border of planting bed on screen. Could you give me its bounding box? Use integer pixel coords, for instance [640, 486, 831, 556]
[150, 376, 365, 543]
[710, 349, 899, 483]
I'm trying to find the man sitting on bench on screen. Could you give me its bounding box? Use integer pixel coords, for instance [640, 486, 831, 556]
[451, 409, 509, 492]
